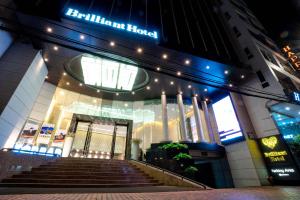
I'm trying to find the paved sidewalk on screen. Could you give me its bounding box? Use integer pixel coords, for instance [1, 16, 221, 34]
[0, 186, 299, 200]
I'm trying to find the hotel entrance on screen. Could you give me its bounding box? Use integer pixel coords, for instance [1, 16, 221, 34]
[69, 114, 132, 160]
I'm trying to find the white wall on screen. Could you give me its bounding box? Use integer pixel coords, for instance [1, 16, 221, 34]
[29, 82, 56, 123]
[0, 52, 48, 148]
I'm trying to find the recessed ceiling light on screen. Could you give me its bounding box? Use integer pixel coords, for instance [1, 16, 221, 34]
[110, 41, 115, 46]
[46, 27, 52, 33]
[188, 85, 192, 89]
[241, 75, 245, 79]
[137, 48, 143, 53]
[229, 83, 233, 87]
[285, 107, 290, 111]
[177, 71, 181, 76]
[132, 91, 135, 95]
[205, 98, 209, 101]
[44, 58, 48, 62]
[45, 75, 48, 79]
[66, 82, 70, 85]
[154, 78, 158, 82]
[206, 65, 210, 69]
[63, 72, 67, 76]
[179, 91, 183, 95]
[80, 35, 85, 40]
[162, 91, 165, 95]
[224, 70, 229, 74]
[298, 111, 300, 115]
[97, 89, 100, 93]
[170, 81, 174, 85]
[185, 59, 190, 65]
[79, 83, 83, 86]
[204, 88, 208, 92]
[53, 46, 58, 51]
[156, 67, 160, 71]
[124, 103, 128, 107]
[195, 94, 198, 97]
[162, 54, 168, 59]
[146, 86, 151, 90]
[116, 92, 119, 96]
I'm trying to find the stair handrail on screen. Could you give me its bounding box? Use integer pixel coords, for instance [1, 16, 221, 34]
[130, 159, 209, 189]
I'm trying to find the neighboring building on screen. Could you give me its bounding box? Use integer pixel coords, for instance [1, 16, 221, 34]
[217, 0, 300, 186]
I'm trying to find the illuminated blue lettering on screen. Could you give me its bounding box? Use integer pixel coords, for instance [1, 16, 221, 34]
[294, 92, 300, 102]
[64, 8, 158, 40]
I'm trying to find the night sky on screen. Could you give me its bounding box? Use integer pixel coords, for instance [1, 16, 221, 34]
[244, 0, 300, 50]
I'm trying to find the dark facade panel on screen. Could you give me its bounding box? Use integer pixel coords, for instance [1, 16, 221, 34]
[13, 0, 240, 64]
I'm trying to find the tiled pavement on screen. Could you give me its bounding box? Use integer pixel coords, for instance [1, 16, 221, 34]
[0, 186, 299, 200]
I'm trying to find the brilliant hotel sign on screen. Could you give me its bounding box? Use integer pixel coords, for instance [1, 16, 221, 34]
[258, 135, 300, 181]
[282, 45, 300, 69]
[65, 8, 158, 40]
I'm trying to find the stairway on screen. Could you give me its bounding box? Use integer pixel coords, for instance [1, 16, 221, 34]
[0, 158, 161, 187]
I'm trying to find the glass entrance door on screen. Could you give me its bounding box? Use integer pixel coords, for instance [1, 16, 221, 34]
[70, 121, 128, 160]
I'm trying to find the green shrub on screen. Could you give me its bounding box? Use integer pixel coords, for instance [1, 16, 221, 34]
[160, 143, 188, 150]
[184, 166, 198, 175]
[173, 153, 192, 160]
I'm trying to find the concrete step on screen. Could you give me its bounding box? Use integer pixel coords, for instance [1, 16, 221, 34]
[0, 182, 162, 188]
[30, 168, 140, 173]
[2, 178, 158, 184]
[12, 174, 151, 180]
[22, 170, 145, 176]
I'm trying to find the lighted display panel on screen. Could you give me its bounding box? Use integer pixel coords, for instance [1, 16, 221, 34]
[81, 56, 138, 91]
[212, 96, 244, 145]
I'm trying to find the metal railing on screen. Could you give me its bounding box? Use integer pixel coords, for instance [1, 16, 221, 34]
[130, 159, 209, 189]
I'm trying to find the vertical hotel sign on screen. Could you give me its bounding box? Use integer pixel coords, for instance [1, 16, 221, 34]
[282, 45, 300, 70]
[64, 8, 158, 40]
[258, 135, 300, 182]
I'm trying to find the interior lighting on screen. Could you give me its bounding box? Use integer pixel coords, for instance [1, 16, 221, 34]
[177, 71, 181, 76]
[170, 81, 174, 85]
[162, 54, 168, 59]
[80, 34, 85, 40]
[185, 59, 190, 65]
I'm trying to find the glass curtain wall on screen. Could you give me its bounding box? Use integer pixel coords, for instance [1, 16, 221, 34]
[42, 87, 194, 153]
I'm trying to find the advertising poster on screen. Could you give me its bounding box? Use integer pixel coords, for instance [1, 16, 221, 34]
[212, 96, 244, 145]
[52, 129, 67, 147]
[14, 120, 40, 149]
[258, 134, 300, 183]
[36, 123, 55, 144]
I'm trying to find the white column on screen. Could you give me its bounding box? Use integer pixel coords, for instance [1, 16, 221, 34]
[161, 93, 170, 142]
[192, 96, 205, 142]
[177, 93, 189, 141]
[201, 100, 215, 143]
[62, 136, 74, 157]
